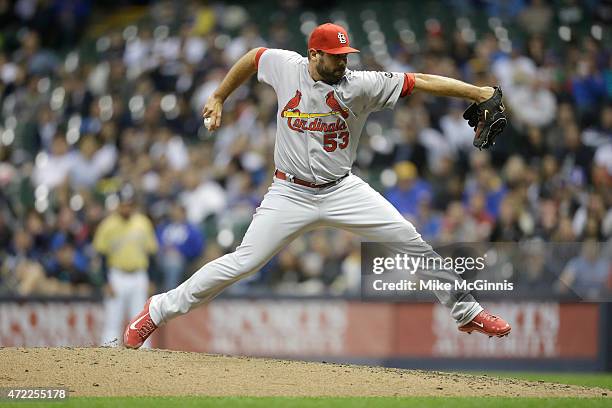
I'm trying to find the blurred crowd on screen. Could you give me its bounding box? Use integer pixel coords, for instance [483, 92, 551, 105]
[0, 0, 611, 298]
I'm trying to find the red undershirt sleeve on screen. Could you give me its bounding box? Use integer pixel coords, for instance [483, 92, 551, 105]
[254, 47, 268, 70]
[400, 73, 416, 97]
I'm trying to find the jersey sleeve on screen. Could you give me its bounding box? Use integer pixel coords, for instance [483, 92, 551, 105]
[257, 48, 304, 90]
[355, 71, 408, 113]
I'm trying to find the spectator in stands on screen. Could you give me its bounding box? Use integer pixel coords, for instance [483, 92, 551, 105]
[490, 196, 523, 241]
[149, 127, 189, 171]
[533, 199, 558, 240]
[13, 30, 59, 75]
[64, 75, 93, 118]
[225, 171, 261, 216]
[492, 47, 537, 94]
[49, 205, 83, 251]
[572, 192, 608, 240]
[440, 201, 478, 243]
[35, 107, 59, 152]
[439, 101, 475, 156]
[517, 238, 559, 292]
[44, 240, 91, 290]
[179, 167, 227, 225]
[96, 122, 119, 177]
[518, 0, 553, 36]
[1, 228, 47, 295]
[538, 154, 562, 199]
[5, 228, 39, 268]
[417, 113, 453, 174]
[520, 126, 547, 163]
[507, 73, 557, 129]
[430, 156, 463, 211]
[552, 216, 576, 242]
[385, 161, 432, 219]
[467, 191, 495, 241]
[581, 103, 612, 148]
[391, 110, 428, 171]
[156, 202, 205, 291]
[69, 134, 104, 189]
[33, 132, 78, 190]
[556, 123, 594, 185]
[558, 239, 611, 300]
[571, 55, 606, 122]
[414, 197, 443, 242]
[545, 102, 577, 149]
[464, 165, 507, 219]
[24, 211, 48, 255]
[295, 231, 329, 295]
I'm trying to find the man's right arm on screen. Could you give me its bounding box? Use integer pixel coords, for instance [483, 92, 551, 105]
[201, 47, 264, 131]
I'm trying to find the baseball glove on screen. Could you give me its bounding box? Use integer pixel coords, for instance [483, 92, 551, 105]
[463, 86, 507, 150]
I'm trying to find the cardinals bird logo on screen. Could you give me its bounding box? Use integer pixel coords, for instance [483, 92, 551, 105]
[281, 90, 302, 117]
[325, 91, 349, 119]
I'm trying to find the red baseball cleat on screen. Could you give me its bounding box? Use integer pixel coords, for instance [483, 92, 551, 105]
[458, 310, 511, 338]
[123, 297, 157, 349]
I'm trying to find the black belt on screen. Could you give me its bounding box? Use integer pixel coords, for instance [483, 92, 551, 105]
[274, 169, 349, 189]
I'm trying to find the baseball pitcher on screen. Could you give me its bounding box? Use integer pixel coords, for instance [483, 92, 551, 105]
[124, 23, 510, 349]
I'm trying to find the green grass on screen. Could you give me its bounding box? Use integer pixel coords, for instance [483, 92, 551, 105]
[1, 373, 610, 407]
[466, 372, 612, 390]
[0, 397, 610, 408]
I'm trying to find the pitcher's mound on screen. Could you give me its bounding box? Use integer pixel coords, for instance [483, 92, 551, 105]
[0, 347, 606, 397]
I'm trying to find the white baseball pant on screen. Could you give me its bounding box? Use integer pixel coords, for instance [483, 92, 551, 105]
[149, 174, 482, 326]
[101, 268, 151, 348]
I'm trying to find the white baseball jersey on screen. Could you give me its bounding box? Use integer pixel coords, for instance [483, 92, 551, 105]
[258, 48, 408, 184]
[145, 48, 483, 339]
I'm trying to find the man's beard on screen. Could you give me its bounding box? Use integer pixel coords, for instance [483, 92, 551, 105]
[317, 63, 345, 84]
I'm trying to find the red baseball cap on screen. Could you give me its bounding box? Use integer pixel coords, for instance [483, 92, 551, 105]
[308, 23, 359, 54]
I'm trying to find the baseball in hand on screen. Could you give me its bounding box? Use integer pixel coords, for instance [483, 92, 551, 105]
[204, 117, 212, 130]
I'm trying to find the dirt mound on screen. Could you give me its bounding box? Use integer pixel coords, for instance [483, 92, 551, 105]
[0, 347, 607, 398]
